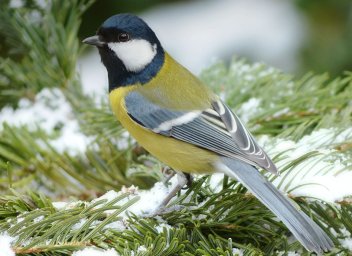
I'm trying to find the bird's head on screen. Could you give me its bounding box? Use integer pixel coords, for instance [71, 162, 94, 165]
[83, 14, 164, 91]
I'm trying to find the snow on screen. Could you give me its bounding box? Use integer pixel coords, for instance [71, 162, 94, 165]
[91, 190, 121, 205]
[0, 89, 65, 132]
[237, 98, 261, 123]
[91, 177, 179, 217]
[155, 223, 173, 233]
[49, 121, 92, 154]
[35, 0, 47, 9]
[277, 252, 301, 256]
[339, 237, 352, 252]
[336, 228, 352, 252]
[0, 88, 93, 155]
[272, 107, 290, 118]
[136, 245, 147, 253]
[72, 218, 87, 230]
[72, 248, 119, 256]
[0, 234, 16, 256]
[208, 173, 226, 193]
[52, 201, 86, 211]
[33, 216, 44, 223]
[52, 202, 68, 210]
[259, 127, 352, 202]
[232, 248, 243, 255]
[103, 220, 126, 231]
[126, 178, 178, 215]
[9, 169, 352, 253]
[9, 0, 23, 8]
[204, 127, 352, 203]
[46, 176, 184, 234]
[340, 238, 352, 251]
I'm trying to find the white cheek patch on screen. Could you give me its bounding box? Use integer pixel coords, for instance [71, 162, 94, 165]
[108, 39, 157, 72]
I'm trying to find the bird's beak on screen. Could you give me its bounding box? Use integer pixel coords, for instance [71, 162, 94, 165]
[82, 35, 105, 47]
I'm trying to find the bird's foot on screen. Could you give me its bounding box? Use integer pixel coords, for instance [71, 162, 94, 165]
[161, 166, 176, 184]
[144, 171, 193, 217]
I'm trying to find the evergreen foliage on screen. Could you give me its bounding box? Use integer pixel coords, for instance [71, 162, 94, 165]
[0, 1, 351, 255]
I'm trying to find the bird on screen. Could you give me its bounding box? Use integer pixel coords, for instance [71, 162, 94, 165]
[83, 13, 334, 254]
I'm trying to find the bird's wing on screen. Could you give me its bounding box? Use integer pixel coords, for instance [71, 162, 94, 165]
[125, 91, 278, 174]
[211, 100, 277, 173]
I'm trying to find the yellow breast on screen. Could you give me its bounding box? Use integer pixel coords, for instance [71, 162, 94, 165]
[109, 89, 217, 174]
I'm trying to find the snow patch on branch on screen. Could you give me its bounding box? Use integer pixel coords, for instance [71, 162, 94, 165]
[259, 127, 352, 202]
[0, 233, 16, 256]
[0, 88, 93, 155]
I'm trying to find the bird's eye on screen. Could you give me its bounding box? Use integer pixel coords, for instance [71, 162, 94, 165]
[118, 33, 130, 42]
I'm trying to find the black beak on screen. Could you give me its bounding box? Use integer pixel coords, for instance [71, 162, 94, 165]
[82, 35, 105, 47]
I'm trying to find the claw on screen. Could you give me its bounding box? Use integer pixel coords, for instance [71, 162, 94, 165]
[161, 166, 176, 184]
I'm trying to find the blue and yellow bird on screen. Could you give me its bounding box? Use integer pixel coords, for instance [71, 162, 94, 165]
[83, 14, 333, 254]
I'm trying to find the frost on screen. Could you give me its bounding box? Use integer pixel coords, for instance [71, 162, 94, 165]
[0, 234, 16, 256]
[33, 216, 44, 223]
[52, 202, 68, 210]
[9, 0, 24, 8]
[122, 177, 179, 216]
[52, 201, 86, 210]
[155, 223, 173, 233]
[340, 238, 352, 251]
[35, 0, 47, 9]
[208, 173, 225, 193]
[272, 107, 290, 118]
[88, 176, 180, 217]
[336, 227, 352, 251]
[260, 127, 352, 202]
[16, 217, 24, 223]
[136, 245, 147, 252]
[237, 98, 261, 123]
[277, 252, 301, 256]
[91, 190, 121, 205]
[232, 248, 243, 256]
[0, 88, 93, 155]
[103, 220, 126, 231]
[72, 218, 87, 230]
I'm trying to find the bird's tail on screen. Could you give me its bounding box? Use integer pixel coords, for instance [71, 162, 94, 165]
[218, 157, 334, 254]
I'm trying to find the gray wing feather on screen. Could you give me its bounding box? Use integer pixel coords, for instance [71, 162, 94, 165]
[212, 100, 278, 174]
[125, 91, 244, 154]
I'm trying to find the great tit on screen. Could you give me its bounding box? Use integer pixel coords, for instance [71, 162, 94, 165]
[83, 14, 333, 254]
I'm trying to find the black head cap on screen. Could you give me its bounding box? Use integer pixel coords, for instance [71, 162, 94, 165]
[99, 14, 160, 44]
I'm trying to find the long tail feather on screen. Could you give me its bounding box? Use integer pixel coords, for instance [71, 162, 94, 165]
[218, 157, 334, 254]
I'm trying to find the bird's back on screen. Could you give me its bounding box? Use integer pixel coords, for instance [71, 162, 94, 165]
[136, 53, 215, 111]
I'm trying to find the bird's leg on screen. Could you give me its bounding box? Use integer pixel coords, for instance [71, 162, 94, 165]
[153, 171, 193, 215]
[159, 171, 188, 208]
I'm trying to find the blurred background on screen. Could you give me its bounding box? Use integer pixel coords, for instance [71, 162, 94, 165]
[2, 0, 352, 89]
